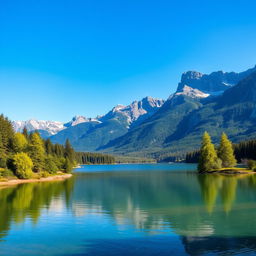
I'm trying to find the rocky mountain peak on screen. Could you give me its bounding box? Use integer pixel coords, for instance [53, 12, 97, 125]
[176, 65, 256, 94]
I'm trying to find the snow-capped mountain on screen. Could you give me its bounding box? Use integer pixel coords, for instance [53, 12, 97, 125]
[12, 96, 163, 139]
[12, 119, 65, 135]
[177, 65, 256, 95]
[64, 116, 101, 128]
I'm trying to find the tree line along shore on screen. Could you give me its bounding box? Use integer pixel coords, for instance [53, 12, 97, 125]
[192, 131, 256, 174]
[0, 114, 115, 181]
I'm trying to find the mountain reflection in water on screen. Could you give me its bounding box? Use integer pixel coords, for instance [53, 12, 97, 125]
[1, 164, 256, 256]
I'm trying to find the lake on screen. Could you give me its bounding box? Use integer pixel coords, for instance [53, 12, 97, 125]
[1, 163, 256, 255]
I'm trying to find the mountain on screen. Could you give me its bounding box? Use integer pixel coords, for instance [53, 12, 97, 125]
[12, 65, 256, 158]
[177, 65, 256, 94]
[99, 96, 164, 127]
[64, 116, 100, 128]
[100, 88, 204, 156]
[12, 119, 65, 137]
[50, 96, 164, 151]
[101, 67, 256, 159]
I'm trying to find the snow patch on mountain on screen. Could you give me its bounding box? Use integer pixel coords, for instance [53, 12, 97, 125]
[12, 119, 65, 135]
[64, 115, 101, 127]
[175, 85, 210, 98]
[100, 96, 164, 126]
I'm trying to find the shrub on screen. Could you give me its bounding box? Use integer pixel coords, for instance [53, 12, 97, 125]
[13, 152, 34, 179]
[247, 160, 256, 171]
[0, 168, 15, 178]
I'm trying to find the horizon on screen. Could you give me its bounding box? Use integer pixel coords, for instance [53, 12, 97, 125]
[1, 0, 256, 122]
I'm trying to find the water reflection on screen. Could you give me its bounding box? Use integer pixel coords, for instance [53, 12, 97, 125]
[1, 166, 256, 255]
[0, 178, 74, 241]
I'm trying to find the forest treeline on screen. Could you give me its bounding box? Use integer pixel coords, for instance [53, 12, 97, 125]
[0, 114, 115, 179]
[185, 136, 256, 164]
[76, 152, 115, 164]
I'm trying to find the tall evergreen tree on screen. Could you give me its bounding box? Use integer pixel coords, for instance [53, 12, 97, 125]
[0, 134, 7, 168]
[64, 139, 75, 163]
[28, 132, 46, 172]
[218, 133, 237, 168]
[22, 127, 29, 139]
[198, 132, 221, 172]
[45, 138, 53, 155]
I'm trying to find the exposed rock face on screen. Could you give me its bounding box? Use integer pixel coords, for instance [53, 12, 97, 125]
[177, 65, 256, 94]
[174, 85, 209, 99]
[99, 96, 164, 126]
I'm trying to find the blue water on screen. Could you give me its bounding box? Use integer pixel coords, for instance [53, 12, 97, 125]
[1, 164, 256, 255]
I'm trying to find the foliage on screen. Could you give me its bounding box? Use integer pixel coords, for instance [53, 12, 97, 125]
[44, 155, 58, 174]
[0, 168, 15, 178]
[76, 152, 115, 164]
[247, 160, 256, 171]
[64, 139, 75, 164]
[63, 158, 73, 173]
[198, 132, 222, 172]
[13, 152, 34, 179]
[28, 132, 46, 172]
[218, 133, 237, 168]
[11, 133, 28, 153]
[0, 114, 116, 180]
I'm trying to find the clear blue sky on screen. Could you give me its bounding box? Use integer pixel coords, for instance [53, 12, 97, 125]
[1, 0, 256, 122]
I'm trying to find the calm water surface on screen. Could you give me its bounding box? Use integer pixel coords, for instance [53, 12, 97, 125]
[1, 164, 256, 255]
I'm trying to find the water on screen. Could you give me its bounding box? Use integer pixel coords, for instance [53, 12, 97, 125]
[1, 164, 256, 255]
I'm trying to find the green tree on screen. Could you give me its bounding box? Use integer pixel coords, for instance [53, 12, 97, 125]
[0, 134, 7, 168]
[218, 133, 237, 168]
[22, 127, 29, 139]
[198, 132, 222, 172]
[45, 138, 53, 155]
[63, 158, 73, 173]
[44, 155, 58, 174]
[28, 132, 45, 172]
[11, 133, 28, 153]
[13, 152, 33, 179]
[64, 139, 75, 163]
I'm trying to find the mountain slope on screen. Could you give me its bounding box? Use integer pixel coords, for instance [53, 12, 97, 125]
[50, 96, 164, 151]
[100, 90, 203, 155]
[102, 70, 256, 158]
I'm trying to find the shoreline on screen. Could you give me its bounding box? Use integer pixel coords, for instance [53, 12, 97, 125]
[200, 168, 255, 175]
[0, 173, 73, 188]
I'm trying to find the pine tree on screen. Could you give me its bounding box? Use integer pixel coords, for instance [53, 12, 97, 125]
[28, 132, 46, 172]
[64, 139, 75, 163]
[218, 133, 237, 168]
[198, 132, 221, 172]
[0, 134, 7, 168]
[45, 138, 53, 155]
[22, 127, 29, 139]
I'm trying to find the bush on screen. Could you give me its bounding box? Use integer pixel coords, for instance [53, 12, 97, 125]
[0, 168, 15, 178]
[39, 171, 50, 178]
[247, 160, 256, 171]
[13, 152, 34, 179]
